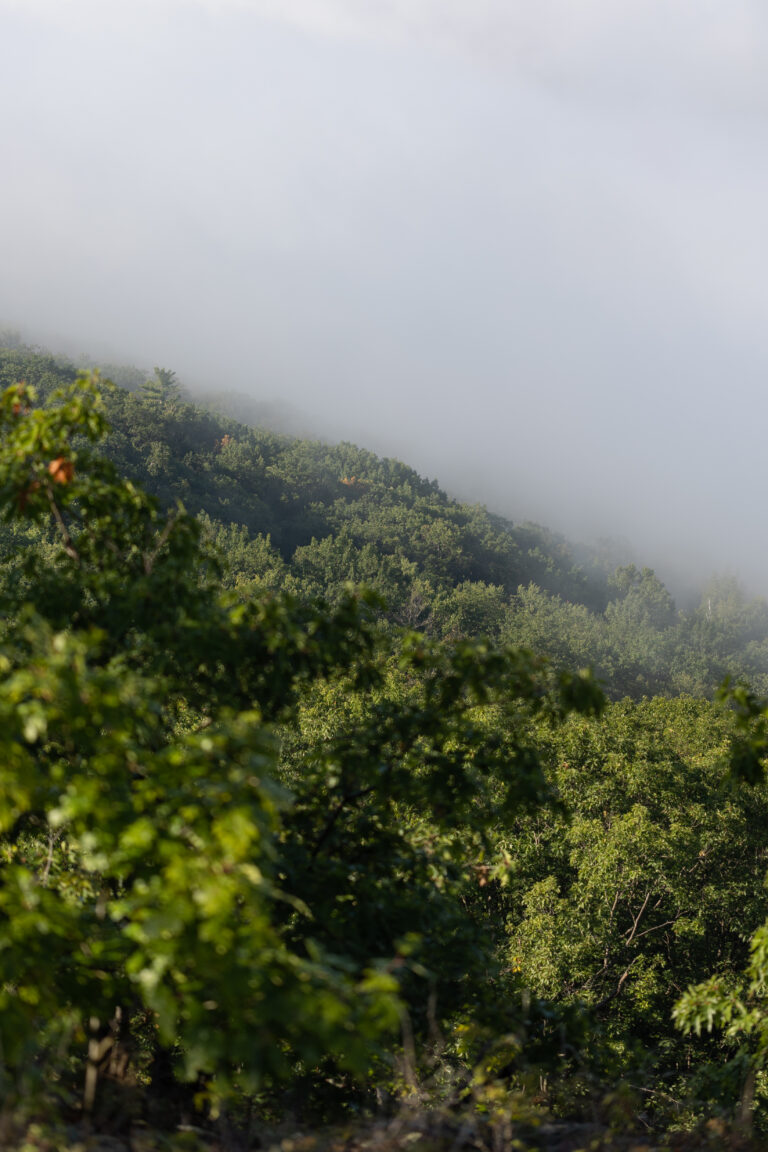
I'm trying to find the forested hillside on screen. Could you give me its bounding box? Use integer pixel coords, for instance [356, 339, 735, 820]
[3, 345, 768, 702]
[4, 348, 768, 1149]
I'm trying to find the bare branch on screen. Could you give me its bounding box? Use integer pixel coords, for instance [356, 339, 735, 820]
[608, 887, 622, 925]
[624, 890, 652, 945]
[143, 510, 178, 575]
[40, 827, 63, 887]
[594, 956, 640, 1010]
[46, 484, 80, 563]
[632, 913, 685, 943]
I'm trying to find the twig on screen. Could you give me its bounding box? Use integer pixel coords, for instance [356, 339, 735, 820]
[40, 828, 63, 886]
[143, 510, 178, 575]
[632, 913, 684, 943]
[624, 890, 652, 944]
[608, 887, 622, 925]
[310, 784, 377, 859]
[594, 957, 640, 1010]
[46, 485, 80, 563]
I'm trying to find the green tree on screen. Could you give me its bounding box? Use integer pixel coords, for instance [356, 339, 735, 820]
[502, 697, 768, 1094]
[140, 366, 181, 407]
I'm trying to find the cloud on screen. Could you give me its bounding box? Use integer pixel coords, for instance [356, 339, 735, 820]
[184, 0, 768, 113]
[4, 0, 768, 590]
[5, 0, 767, 102]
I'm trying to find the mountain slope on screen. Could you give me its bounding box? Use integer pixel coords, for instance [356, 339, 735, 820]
[2, 344, 768, 698]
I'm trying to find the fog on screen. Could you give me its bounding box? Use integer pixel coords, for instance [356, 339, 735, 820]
[4, 0, 768, 596]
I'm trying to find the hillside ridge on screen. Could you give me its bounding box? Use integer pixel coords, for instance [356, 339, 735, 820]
[2, 343, 768, 699]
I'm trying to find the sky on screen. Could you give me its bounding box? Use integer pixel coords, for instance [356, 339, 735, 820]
[3, 0, 768, 594]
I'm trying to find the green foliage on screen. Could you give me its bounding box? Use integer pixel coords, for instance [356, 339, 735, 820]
[276, 638, 603, 1027]
[0, 369, 605, 1125]
[0, 625, 402, 1094]
[6, 343, 768, 1140]
[669, 685, 768, 1123]
[0, 376, 414, 1106]
[502, 696, 768, 1101]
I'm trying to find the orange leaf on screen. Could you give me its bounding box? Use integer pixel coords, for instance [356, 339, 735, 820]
[48, 457, 74, 484]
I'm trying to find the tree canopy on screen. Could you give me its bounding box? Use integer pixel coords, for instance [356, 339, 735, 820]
[4, 349, 768, 1148]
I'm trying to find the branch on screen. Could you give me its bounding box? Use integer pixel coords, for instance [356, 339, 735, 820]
[594, 957, 640, 1010]
[143, 510, 178, 576]
[46, 484, 80, 563]
[40, 827, 64, 887]
[631, 912, 685, 943]
[624, 890, 652, 945]
[608, 887, 622, 926]
[309, 784, 377, 859]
